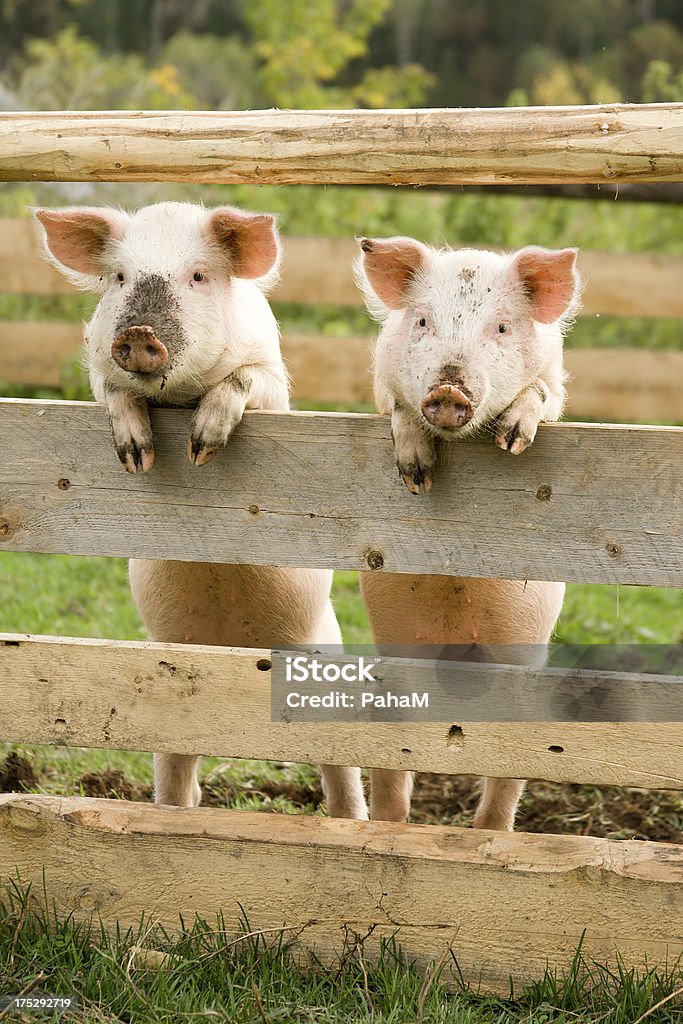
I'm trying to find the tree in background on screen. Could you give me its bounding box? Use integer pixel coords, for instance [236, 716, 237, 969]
[0, 0, 434, 111]
[4, 26, 196, 109]
[241, 0, 433, 107]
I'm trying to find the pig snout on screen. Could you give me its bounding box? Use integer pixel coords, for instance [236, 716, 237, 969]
[111, 326, 168, 374]
[421, 383, 473, 430]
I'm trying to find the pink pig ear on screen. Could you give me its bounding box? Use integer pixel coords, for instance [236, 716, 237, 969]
[511, 246, 579, 324]
[34, 207, 127, 276]
[358, 236, 429, 309]
[207, 207, 280, 279]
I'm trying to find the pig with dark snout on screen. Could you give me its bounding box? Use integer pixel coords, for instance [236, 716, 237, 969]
[355, 236, 580, 829]
[35, 201, 367, 820]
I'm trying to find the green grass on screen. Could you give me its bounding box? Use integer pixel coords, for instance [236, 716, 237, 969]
[4, 881, 683, 1023]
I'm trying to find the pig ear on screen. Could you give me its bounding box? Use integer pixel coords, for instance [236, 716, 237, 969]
[207, 207, 280, 279]
[357, 236, 429, 310]
[34, 207, 127, 278]
[511, 246, 580, 324]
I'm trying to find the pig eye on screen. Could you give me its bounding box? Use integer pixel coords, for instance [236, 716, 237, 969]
[418, 317, 427, 328]
[192, 272, 205, 283]
[498, 323, 510, 334]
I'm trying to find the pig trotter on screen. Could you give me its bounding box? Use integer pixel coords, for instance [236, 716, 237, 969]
[117, 440, 154, 474]
[494, 383, 548, 455]
[397, 459, 433, 495]
[104, 386, 155, 474]
[391, 402, 435, 494]
[187, 371, 251, 466]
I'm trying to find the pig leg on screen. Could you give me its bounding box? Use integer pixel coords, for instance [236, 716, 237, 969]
[473, 778, 525, 831]
[370, 768, 414, 821]
[391, 402, 437, 495]
[101, 383, 154, 474]
[495, 367, 566, 455]
[188, 365, 287, 466]
[360, 573, 564, 829]
[321, 766, 368, 819]
[130, 560, 367, 819]
[154, 753, 202, 807]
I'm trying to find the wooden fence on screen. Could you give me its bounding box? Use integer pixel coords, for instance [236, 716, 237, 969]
[0, 104, 682, 994]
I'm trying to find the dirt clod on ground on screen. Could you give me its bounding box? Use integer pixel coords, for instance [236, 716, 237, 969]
[77, 768, 150, 802]
[0, 752, 37, 792]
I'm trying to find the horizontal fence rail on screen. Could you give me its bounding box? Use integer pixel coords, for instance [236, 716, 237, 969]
[2, 793, 683, 994]
[0, 400, 681, 585]
[4, 223, 683, 320]
[2, 634, 683, 788]
[0, 105, 682, 184]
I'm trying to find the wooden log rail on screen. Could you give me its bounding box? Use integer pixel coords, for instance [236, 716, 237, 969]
[2, 793, 683, 994]
[0, 400, 681, 586]
[1, 634, 683, 789]
[0, 105, 682, 185]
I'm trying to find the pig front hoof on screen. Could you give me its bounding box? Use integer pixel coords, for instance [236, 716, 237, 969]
[115, 439, 154, 474]
[397, 458, 433, 495]
[187, 435, 220, 466]
[494, 399, 543, 455]
[495, 423, 535, 456]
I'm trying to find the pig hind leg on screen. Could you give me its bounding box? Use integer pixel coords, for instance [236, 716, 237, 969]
[369, 768, 414, 821]
[473, 777, 525, 831]
[317, 600, 368, 819]
[321, 765, 368, 819]
[154, 752, 201, 807]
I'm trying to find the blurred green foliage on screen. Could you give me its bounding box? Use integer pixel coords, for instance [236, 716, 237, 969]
[2, 0, 683, 109]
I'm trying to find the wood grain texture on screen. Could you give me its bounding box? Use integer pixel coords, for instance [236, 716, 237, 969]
[0, 105, 682, 185]
[4, 220, 683, 320]
[0, 400, 680, 585]
[2, 794, 683, 993]
[2, 634, 683, 788]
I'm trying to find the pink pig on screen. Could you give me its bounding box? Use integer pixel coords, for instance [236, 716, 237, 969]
[35, 202, 367, 821]
[356, 237, 580, 829]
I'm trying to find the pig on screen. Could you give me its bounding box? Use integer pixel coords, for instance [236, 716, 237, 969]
[35, 201, 367, 821]
[355, 236, 580, 829]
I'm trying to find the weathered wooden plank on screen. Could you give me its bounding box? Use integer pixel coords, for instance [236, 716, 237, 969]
[2, 794, 683, 993]
[2, 634, 683, 788]
[0, 400, 680, 585]
[4, 220, 683, 320]
[564, 348, 683, 422]
[0, 320, 81, 386]
[1, 105, 682, 185]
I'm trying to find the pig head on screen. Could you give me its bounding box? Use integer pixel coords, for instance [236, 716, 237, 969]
[35, 202, 286, 472]
[356, 236, 580, 493]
